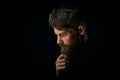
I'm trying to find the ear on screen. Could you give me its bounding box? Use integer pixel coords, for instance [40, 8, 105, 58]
[78, 25, 85, 36]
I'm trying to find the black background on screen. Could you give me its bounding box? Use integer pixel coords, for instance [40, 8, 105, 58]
[0, 0, 109, 79]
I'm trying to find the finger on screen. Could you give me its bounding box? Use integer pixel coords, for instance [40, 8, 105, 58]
[56, 62, 66, 66]
[56, 59, 66, 63]
[57, 54, 67, 60]
[56, 60, 69, 65]
[56, 66, 66, 70]
[56, 61, 69, 66]
[56, 58, 69, 64]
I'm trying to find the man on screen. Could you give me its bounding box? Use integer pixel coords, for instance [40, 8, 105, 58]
[49, 6, 104, 80]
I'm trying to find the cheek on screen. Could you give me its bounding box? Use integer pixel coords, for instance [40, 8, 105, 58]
[63, 34, 74, 45]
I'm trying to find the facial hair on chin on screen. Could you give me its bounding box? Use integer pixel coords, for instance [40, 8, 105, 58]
[60, 45, 70, 56]
[59, 43, 76, 58]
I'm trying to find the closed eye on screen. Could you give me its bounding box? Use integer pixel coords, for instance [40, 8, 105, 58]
[59, 32, 66, 37]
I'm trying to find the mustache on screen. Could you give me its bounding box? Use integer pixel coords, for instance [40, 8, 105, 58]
[59, 44, 64, 47]
[58, 43, 66, 48]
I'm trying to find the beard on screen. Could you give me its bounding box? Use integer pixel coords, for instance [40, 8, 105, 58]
[59, 30, 84, 58]
[59, 37, 80, 57]
[60, 45, 72, 57]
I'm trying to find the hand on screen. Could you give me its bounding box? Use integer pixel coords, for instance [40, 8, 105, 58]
[55, 54, 69, 76]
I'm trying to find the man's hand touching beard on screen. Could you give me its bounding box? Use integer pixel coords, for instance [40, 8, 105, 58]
[55, 45, 72, 76]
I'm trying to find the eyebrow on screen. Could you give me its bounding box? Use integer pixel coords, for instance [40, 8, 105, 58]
[56, 31, 66, 36]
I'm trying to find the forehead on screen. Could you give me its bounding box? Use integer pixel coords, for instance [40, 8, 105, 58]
[54, 28, 64, 34]
[53, 28, 71, 35]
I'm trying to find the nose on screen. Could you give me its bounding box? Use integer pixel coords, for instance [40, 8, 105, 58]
[57, 37, 62, 45]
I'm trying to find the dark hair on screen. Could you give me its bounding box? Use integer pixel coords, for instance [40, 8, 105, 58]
[49, 6, 86, 30]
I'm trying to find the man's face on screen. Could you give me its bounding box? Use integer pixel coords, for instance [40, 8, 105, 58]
[54, 28, 79, 56]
